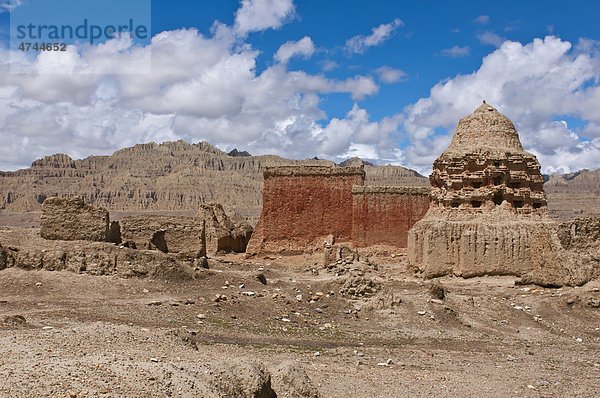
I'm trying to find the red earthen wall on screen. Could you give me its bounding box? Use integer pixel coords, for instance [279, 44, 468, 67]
[246, 166, 364, 253]
[352, 186, 430, 248]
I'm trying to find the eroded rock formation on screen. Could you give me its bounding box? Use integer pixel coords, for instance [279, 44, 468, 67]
[408, 102, 570, 285]
[0, 141, 428, 226]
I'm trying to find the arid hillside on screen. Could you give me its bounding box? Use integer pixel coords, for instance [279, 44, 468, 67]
[545, 169, 600, 220]
[0, 140, 597, 224]
[0, 141, 428, 222]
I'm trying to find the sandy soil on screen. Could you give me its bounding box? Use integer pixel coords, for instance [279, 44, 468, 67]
[2, 250, 600, 397]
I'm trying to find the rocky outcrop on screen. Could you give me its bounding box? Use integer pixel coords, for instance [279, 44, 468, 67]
[408, 102, 574, 286]
[247, 166, 365, 254]
[40, 197, 111, 242]
[352, 186, 430, 248]
[0, 140, 427, 225]
[120, 215, 206, 255]
[196, 203, 253, 254]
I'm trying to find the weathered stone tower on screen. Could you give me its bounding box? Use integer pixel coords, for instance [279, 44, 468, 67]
[408, 102, 567, 284]
[429, 101, 547, 213]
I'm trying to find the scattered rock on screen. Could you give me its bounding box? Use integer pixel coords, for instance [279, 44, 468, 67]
[429, 282, 445, 300]
[3, 314, 26, 326]
[255, 273, 267, 285]
[339, 275, 380, 298]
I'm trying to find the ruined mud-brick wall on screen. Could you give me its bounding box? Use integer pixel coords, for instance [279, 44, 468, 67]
[352, 186, 430, 248]
[120, 215, 206, 254]
[196, 202, 253, 255]
[247, 166, 365, 254]
[40, 197, 110, 242]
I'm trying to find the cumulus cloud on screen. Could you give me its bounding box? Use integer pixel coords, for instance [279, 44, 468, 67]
[234, 0, 295, 35]
[472, 15, 490, 25]
[1, 0, 599, 180]
[440, 45, 471, 58]
[0, 22, 381, 170]
[345, 19, 403, 54]
[477, 31, 507, 47]
[400, 36, 600, 174]
[274, 36, 315, 64]
[373, 66, 407, 83]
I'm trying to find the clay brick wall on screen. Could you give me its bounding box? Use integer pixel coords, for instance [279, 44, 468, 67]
[247, 166, 365, 254]
[352, 186, 430, 248]
[40, 197, 110, 242]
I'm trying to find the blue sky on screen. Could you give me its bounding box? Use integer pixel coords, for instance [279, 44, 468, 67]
[1, 0, 600, 174]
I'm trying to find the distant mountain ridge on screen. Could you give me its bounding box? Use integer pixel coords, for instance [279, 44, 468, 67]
[0, 140, 429, 223]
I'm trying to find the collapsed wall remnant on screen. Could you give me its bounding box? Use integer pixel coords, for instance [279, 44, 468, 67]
[408, 102, 568, 285]
[247, 166, 365, 254]
[40, 197, 113, 242]
[555, 217, 600, 285]
[121, 215, 205, 255]
[352, 186, 430, 248]
[197, 202, 253, 254]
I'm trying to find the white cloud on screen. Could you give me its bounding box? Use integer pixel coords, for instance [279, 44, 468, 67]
[0, 0, 21, 13]
[345, 19, 403, 54]
[274, 36, 315, 64]
[473, 15, 490, 25]
[441, 45, 471, 58]
[0, 24, 380, 170]
[477, 31, 507, 47]
[373, 66, 407, 83]
[234, 0, 295, 35]
[321, 60, 338, 72]
[400, 36, 600, 174]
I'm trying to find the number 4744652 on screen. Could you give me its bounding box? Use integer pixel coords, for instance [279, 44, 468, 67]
[18, 43, 67, 52]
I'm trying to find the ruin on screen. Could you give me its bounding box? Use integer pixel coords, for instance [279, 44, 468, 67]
[408, 102, 567, 284]
[247, 165, 432, 254]
[196, 202, 253, 254]
[352, 186, 430, 248]
[120, 215, 206, 254]
[247, 166, 365, 254]
[40, 197, 112, 242]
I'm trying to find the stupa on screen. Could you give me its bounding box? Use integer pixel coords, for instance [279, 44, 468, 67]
[408, 101, 566, 284]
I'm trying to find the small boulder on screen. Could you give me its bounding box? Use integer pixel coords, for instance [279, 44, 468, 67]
[273, 361, 320, 398]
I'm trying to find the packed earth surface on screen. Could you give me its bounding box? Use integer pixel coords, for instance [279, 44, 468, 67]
[1, 234, 600, 397]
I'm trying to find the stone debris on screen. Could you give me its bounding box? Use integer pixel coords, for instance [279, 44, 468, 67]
[339, 274, 380, 298]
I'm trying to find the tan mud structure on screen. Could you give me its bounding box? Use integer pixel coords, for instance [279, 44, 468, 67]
[40, 197, 115, 242]
[408, 102, 598, 286]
